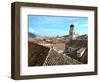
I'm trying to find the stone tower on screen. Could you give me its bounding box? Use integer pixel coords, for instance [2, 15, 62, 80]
[69, 24, 76, 40]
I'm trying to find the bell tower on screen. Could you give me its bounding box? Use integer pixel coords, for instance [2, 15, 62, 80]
[69, 24, 76, 40]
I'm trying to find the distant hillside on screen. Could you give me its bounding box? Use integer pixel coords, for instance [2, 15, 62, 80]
[28, 32, 48, 39]
[28, 32, 36, 38]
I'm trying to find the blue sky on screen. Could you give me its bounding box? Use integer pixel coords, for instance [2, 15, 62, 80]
[28, 15, 88, 37]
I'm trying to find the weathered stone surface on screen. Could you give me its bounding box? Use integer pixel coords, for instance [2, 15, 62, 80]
[43, 48, 81, 66]
[28, 41, 50, 66]
[28, 41, 84, 66]
[63, 55, 81, 65]
[43, 48, 65, 66]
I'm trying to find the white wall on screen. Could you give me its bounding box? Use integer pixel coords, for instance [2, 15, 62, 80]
[0, 0, 100, 82]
